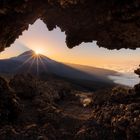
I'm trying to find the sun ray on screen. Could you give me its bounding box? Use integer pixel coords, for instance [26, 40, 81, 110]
[40, 55, 51, 64]
[15, 55, 34, 71]
[39, 56, 48, 65]
[27, 56, 36, 73]
[36, 55, 39, 76]
[14, 50, 48, 75]
[38, 55, 47, 71]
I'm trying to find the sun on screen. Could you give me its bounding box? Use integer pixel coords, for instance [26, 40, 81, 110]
[34, 50, 41, 55]
[33, 49, 45, 57]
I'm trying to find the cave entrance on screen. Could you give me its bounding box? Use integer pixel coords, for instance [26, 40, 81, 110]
[0, 19, 140, 87]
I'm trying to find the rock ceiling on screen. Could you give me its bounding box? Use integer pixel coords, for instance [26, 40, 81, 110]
[0, 0, 140, 52]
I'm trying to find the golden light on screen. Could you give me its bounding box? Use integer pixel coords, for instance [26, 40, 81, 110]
[35, 50, 40, 55]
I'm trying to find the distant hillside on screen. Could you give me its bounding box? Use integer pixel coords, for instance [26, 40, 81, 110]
[66, 63, 117, 78]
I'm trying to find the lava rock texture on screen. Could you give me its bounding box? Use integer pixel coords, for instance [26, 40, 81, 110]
[0, 0, 140, 51]
[0, 74, 140, 140]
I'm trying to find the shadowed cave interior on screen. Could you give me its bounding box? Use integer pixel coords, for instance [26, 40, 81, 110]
[0, 0, 140, 51]
[0, 0, 140, 140]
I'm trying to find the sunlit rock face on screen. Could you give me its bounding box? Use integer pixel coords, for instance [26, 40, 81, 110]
[0, 0, 140, 51]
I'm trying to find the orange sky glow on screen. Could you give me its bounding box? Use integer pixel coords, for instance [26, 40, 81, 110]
[0, 19, 140, 73]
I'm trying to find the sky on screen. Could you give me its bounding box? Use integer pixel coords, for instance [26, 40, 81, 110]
[0, 19, 140, 73]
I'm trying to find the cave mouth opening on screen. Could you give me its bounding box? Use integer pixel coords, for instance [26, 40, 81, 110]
[0, 2, 140, 139]
[0, 19, 140, 87]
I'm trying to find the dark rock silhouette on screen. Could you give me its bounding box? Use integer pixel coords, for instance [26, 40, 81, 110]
[0, 1, 140, 51]
[0, 77, 21, 123]
[9, 74, 38, 99]
[134, 66, 140, 97]
[0, 74, 140, 139]
[134, 66, 140, 78]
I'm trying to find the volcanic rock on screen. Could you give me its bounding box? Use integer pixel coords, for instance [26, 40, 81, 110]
[0, 74, 140, 139]
[0, 77, 21, 123]
[9, 74, 38, 99]
[0, 0, 140, 51]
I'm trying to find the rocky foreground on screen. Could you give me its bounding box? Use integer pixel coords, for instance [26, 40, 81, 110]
[0, 74, 140, 140]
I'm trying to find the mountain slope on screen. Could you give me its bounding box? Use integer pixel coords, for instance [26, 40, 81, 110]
[0, 50, 117, 89]
[66, 63, 117, 79]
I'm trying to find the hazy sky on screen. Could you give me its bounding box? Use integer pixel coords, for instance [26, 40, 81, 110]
[0, 19, 140, 72]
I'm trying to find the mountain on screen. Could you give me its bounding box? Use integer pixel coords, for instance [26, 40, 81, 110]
[0, 50, 117, 89]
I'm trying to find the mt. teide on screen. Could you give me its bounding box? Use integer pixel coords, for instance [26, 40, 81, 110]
[0, 50, 117, 89]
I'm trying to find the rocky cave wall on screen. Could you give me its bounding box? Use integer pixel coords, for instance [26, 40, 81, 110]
[0, 0, 140, 51]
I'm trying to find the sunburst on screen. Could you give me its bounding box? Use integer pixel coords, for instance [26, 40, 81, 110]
[16, 50, 46, 76]
[34, 49, 42, 55]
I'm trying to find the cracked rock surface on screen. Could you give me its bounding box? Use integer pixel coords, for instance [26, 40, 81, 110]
[0, 74, 140, 140]
[0, 0, 140, 51]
